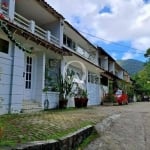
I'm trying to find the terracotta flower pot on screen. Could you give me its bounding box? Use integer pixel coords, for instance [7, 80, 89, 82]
[74, 98, 88, 108]
[59, 100, 68, 109]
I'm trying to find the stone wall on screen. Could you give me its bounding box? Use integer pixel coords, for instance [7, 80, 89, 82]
[14, 125, 94, 150]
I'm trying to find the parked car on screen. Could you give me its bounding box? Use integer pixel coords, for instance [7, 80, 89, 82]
[115, 89, 128, 105]
[141, 95, 150, 102]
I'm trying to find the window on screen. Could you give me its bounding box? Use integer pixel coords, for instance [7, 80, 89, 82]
[63, 34, 76, 51]
[101, 76, 108, 86]
[0, 38, 9, 54]
[25, 56, 32, 89]
[67, 37, 72, 48]
[63, 34, 67, 45]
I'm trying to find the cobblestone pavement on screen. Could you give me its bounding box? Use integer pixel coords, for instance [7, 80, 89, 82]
[84, 102, 150, 150]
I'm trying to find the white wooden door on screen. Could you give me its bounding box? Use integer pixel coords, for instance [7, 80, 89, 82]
[24, 55, 33, 100]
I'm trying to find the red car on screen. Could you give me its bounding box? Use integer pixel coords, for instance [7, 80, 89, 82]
[115, 90, 128, 105]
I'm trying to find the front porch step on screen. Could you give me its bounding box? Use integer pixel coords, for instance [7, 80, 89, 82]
[22, 100, 43, 113]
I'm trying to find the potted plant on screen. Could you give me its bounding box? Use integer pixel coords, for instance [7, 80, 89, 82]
[80, 89, 88, 107]
[56, 69, 75, 108]
[74, 87, 88, 108]
[102, 93, 115, 105]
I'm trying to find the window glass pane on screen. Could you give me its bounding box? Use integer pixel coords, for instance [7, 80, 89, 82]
[67, 37, 72, 48]
[27, 56, 29, 64]
[29, 73, 31, 80]
[63, 34, 66, 45]
[30, 57, 32, 64]
[26, 74, 28, 80]
[0, 38, 9, 54]
[25, 81, 28, 89]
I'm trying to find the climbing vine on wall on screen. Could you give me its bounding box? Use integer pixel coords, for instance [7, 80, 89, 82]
[0, 19, 32, 54]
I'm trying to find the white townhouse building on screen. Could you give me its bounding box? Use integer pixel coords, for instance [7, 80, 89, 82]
[0, 0, 131, 114]
[62, 21, 104, 107]
[0, 0, 69, 114]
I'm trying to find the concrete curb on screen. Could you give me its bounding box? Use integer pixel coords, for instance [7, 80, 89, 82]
[13, 125, 94, 150]
[95, 113, 121, 134]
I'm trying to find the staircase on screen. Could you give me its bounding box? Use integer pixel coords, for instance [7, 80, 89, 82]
[22, 100, 43, 113]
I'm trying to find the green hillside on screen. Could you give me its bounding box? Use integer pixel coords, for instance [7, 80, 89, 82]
[117, 59, 144, 76]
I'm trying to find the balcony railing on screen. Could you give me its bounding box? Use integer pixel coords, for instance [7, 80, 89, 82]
[13, 12, 60, 46]
[0, 6, 8, 16]
[14, 13, 30, 30]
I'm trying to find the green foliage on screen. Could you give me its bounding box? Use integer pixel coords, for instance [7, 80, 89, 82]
[103, 93, 115, 103]
[144, 48, 150, 57]
[133, 62, 150, 94]
[56, 69, 75, 100]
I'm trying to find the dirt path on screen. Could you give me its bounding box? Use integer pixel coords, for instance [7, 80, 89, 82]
[85, 102, 150, 150]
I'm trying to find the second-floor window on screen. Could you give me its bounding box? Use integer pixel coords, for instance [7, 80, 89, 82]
[63, 34, 76, 51]
[0, 38, 9, 54]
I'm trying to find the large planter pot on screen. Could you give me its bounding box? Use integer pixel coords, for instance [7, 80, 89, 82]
[82, 98, 88, 107]
[59, 100, 68, 109]
[74, 98, 82, 108]
[74, 98, 88, 108]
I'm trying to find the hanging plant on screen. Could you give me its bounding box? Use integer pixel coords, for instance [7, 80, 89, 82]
[0, 20, 32, 54]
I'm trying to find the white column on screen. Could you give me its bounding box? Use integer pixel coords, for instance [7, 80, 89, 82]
[42, 52, 46, 89]
[8, 0, 15, 21]
[46, 30, 51, 42]
[61, 58, 66, 76]
[29, 20, 35, 33]
[59, 19, 64, 47]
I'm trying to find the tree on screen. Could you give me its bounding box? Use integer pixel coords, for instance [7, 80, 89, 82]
[144, 48, 150, 58]
[133, 63, 150, 95]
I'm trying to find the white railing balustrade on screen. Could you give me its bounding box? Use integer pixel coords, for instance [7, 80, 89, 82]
[13, 12, 60, 46]
[51, 34, 59, 46]
[14, 12, 30, 30]
[35, 25, 46, 39]
[0, 7, 8, 16]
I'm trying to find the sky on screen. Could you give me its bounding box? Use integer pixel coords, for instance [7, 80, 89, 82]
[45, 0, 150, 62]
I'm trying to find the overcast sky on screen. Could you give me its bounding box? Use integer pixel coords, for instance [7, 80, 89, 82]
[45, 0, 150, 62]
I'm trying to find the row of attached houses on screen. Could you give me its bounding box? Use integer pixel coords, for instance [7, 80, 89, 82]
[0, 0, 131, 114]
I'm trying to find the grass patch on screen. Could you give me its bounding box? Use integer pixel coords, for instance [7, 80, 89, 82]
[0, 107, 106, 149]
[77, 130, 99, 150]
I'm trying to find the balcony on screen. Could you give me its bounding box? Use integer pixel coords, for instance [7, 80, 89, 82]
[13, 12, 60, 46]
[0, 5, 60, 47]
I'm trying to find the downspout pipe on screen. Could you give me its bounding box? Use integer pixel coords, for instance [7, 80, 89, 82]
[8, 43, 15, 114]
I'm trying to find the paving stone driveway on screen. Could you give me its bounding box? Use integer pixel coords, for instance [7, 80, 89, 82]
[85, 102, 150, 150]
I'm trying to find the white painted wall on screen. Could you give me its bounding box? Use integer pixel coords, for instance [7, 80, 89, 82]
[10, 45, 24, 113]
[49, 21, 60, 40]
[0, 53, 12, 114]
[109, 62, 115, 74]
[87, 83, 101, 106]
[34, 52, 45, 103]
[42, 92, 59, 109]
[101, 57, 108, 70]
